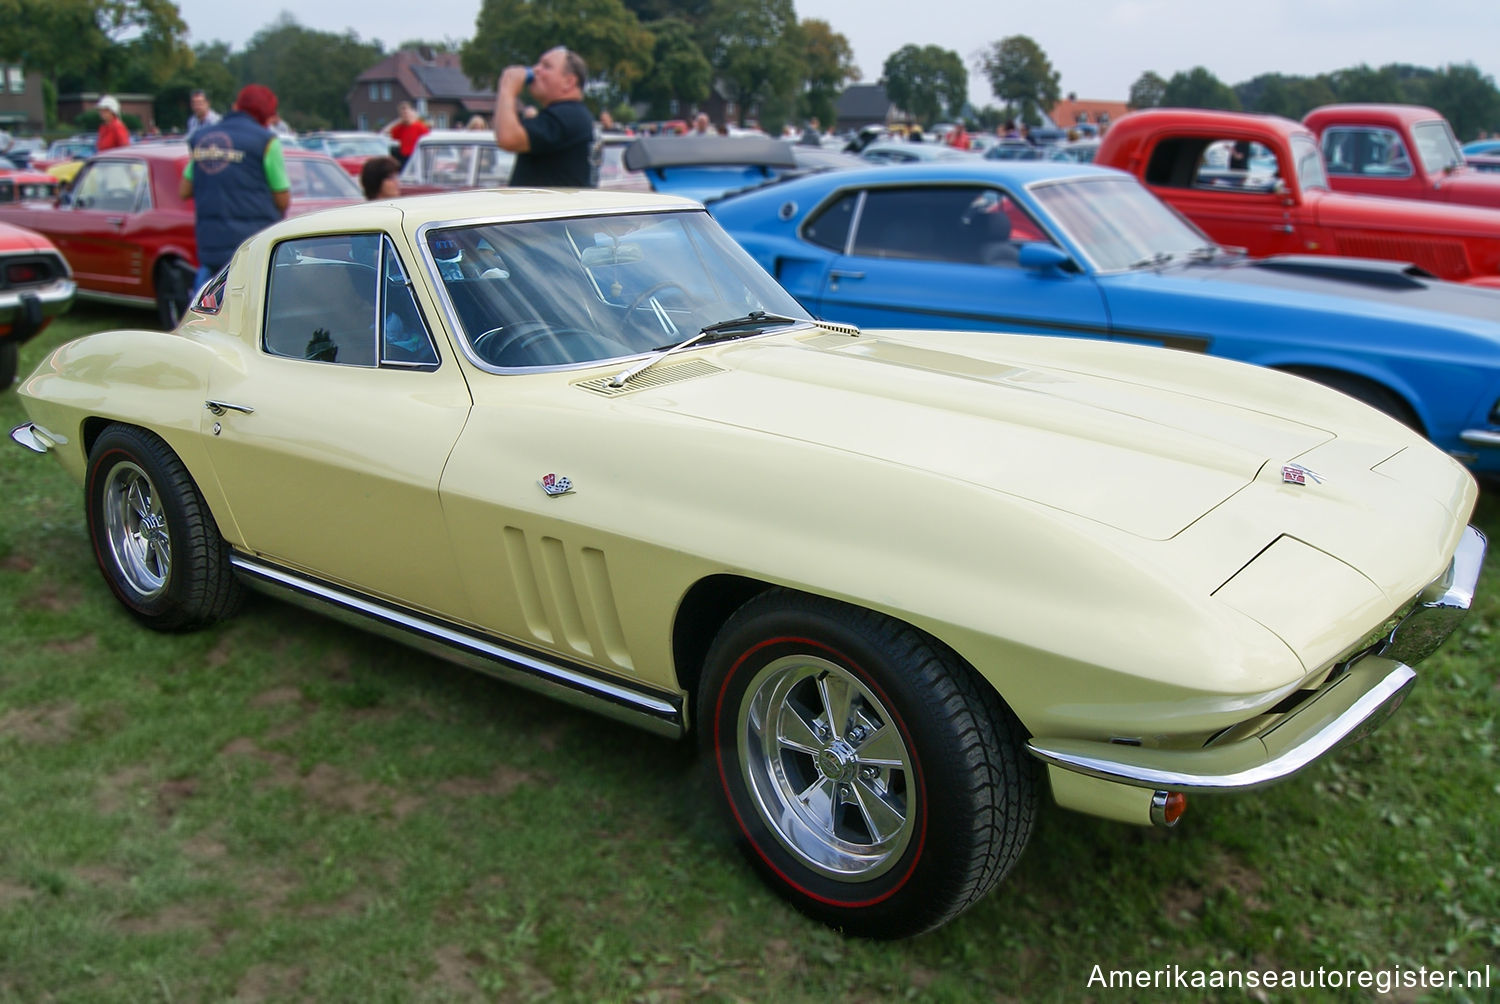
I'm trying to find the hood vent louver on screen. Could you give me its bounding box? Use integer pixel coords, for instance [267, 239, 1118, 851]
[575, 359, 726, 396]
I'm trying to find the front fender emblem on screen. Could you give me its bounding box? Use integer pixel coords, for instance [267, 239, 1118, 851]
[539, 473, 574, 497]
[1281, 463, 1323, 485]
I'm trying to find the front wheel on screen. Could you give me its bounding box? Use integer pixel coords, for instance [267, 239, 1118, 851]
[698, 591, 1038, 938]
[85, 424, 244, 631]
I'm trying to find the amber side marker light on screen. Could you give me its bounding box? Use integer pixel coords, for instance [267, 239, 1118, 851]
[1151, 791, 1187, 827]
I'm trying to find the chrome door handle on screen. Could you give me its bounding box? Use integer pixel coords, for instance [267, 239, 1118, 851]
[204, 400, 255, 416]
[830, 269, 866, 280]
[1272, 224, 1294, 233]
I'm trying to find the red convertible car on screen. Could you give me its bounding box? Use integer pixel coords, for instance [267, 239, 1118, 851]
[0, 220, 74, 388]
[1096, 109, 1500, 284]
[0, 170, 59, 205]
[0, 143, 362, 329]
[1303, 104, 1500, 209]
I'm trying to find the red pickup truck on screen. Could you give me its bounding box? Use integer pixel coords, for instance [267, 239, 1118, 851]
[1095, 108, 1500, 284]
[1303, 104, 1500, 209]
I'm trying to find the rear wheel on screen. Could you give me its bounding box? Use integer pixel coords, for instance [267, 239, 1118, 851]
[0, 342, 16, 390]
[86, 424, 243, 631]
[698, 590, 1037, 938]
[155, 258, 196, 331]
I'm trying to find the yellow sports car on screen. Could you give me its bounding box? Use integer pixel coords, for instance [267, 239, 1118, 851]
[9, 190, 1486, 938]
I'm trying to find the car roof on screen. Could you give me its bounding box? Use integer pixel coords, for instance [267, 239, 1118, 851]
[772, 160, 1126, 189]
[262, 188, 703, 237]
[1304, 104, 1444, 128]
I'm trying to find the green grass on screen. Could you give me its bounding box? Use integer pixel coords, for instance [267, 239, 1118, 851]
[3, 305, 1498, 1002]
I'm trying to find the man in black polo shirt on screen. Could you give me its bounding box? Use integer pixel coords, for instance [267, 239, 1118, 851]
[493, 47, 595, 188]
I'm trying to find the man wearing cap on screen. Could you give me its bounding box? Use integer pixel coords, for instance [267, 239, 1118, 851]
[493, 47, 595, 187]
[96, 96, 130, 151]
[178, 84, 291, 291]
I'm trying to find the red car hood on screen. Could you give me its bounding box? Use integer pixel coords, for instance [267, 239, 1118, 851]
[1312, 187, 1500, 236]
[0, 219, 59, 253]
[1432, 168, 1500, 209]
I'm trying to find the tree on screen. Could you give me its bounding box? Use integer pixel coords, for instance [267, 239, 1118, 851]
[237, 15, 384, 130]
[463, 0, 656, 96]
[631, 17, 712, 118]
[1234, 72, 1336, 119]
[1128, 71, 1166, 110]
[880, 44, 967, 127]
[0, 0, 190, 91]
[798, 19, 858, 127]
[1160, 66, 1239, 110]
[1424, 63, 1500, 143]
[1328, 63, 1407, 104]
[697, 0, 802, 128]
[976, 35, 1059, 127]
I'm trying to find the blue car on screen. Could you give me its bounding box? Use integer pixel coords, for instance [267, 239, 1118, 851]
[703, 161, 1500, 473]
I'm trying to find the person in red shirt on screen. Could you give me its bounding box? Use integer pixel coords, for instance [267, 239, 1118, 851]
[96, 95, 130, 151]
[380, 102, 430, 168]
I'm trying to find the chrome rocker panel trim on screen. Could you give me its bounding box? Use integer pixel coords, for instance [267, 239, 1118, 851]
[230, 553, 684, 738]
[1459, 429, 1500, 448]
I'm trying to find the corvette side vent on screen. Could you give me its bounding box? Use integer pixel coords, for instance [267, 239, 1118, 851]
[574, 359, 726, 396]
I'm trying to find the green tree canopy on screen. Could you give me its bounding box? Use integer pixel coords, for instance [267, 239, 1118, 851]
[0, 0, 190, 91]
[880, 44, 967, 126]
[1233, 72, 1336, 119]
[1128, 71, 1167, 110]
[235, 15, 383, 131]
[977, 35, 1059, 126]
[463, 0, 656, 96]
[631, 16, 712, 118]
[697, 0, 802, 128]
[1424, 63, 1500, 142]
[1161, 66, 1240, 110]
[798, 18, 858, 127]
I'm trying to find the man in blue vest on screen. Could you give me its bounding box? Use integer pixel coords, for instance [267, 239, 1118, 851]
[179, 84, 291, 291]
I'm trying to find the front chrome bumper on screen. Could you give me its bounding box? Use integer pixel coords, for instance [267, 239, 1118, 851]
[0, 276, 75, 345]
[1030, 524, 1486, 794]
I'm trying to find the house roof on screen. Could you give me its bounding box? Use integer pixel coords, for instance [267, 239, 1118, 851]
[355, 50, 490, 102]
[1050, 99, 1131, 128]
[837, 84, 893, 120]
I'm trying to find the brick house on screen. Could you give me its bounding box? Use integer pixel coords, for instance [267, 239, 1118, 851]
[0, 65, 46, 134]
[348, 49, 494, 132]
[56, 92, 157, 132]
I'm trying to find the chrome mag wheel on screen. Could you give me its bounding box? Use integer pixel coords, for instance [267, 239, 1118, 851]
[738, 654, 915, 882]
[101, 460, 171, 599]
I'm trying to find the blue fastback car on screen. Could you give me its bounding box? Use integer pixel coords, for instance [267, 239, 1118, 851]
[703, 161, 1500, 474]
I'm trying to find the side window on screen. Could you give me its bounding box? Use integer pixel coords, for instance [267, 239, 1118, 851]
[380, 238, 439, 367]
[851, 186, 1034, 266]
[263, 234, 380, 366]
[71, 161, 148, 212]
[474, 144, 509, 186]
[1193, 140, 1281, 192]
[803, 191, 859, 252]
[1323, 127, 1410, 177]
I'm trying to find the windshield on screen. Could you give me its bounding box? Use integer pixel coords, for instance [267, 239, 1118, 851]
[286, 157, 362, 199]
[1412, 120, 1465, 174]
[403, 142, 515, 188]
[1291, 135, 1328, 191]
[426, 210, 812, 369]
[327, 136, 392, 159]
[1029, 176, 1211, 271]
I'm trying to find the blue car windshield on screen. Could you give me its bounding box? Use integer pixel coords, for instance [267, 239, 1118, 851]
[1029, 176, 1212, 272]
[425, 210, 812, 369]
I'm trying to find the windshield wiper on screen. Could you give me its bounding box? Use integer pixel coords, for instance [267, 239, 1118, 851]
[609, 311, 803, 388]
[1127, 251, 1177, 270]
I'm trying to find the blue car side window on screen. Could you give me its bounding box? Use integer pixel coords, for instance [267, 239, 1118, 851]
[804, 192, 858, 253]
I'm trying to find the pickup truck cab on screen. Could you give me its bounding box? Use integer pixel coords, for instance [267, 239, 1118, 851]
[1096, 108, 1500, 284]
[1304, 104, 1500, 209]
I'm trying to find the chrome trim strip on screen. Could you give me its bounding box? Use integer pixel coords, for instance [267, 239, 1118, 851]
[229, 553, 684, 738]
[1459, 429, 1500, 448]
[1028, 660, 1417, 792]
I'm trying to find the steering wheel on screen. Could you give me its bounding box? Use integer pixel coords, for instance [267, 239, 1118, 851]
[472, 321, 628, 367]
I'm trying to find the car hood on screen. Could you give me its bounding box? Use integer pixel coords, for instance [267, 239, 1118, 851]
[621, 327, 1336, 540]
[1434, 168, 1500, 207]
[1313, 187, 1500, 236]
[1130, 254, 1500, 330]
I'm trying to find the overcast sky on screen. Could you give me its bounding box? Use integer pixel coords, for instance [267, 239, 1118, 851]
[173, 0, 1500, 106]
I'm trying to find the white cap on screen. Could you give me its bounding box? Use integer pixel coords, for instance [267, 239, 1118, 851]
[97, 95, 121, 115]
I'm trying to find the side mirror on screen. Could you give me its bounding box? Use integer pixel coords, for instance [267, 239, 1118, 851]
[1018, 243, 1075, 272]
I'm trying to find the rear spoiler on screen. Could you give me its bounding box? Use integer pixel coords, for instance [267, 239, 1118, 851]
[623, 136, 799, 172]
